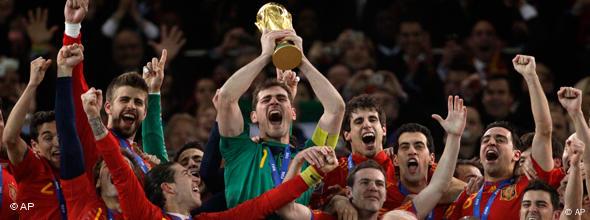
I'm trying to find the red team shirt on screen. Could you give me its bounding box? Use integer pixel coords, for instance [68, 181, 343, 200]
[62, 175, 125, 220]
[1, 165, 18, 220]
[10, 150, 62, 220]
[96, 133, 318, 219]
[311, 151, 448, 219]
[444, 158, 551, 220]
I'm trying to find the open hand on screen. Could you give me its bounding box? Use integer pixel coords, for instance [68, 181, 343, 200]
[24, 8, 58, 44]
[432, 96, 467, 136]
[149, 26, 186, 63]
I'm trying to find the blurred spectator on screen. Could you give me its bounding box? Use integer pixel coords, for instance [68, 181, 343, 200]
[195, 105, 216, 144]
[184, 78, 216, 115]
[336, 30, 375, 71]
[480, 75, 516, 126]
[454, 159, 483, 183]
[549, 101, 569, 145]
[460, 106, 483, 160]
[326, 64, 351, 93]
[101, 0, 159, 40]
[164, 113, 198, 156]
[467, 20, 509, 77]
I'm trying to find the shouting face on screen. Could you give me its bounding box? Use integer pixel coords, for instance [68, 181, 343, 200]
[105, 86, 147, 139]
[32, 121, 60, 168]
[251, 86, 295, 141]
[480, 127, 520, 180]
[344, 109, 386, 158]
[395, 132, 433, 184]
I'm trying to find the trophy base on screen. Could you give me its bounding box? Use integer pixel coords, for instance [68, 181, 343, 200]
[272, 43, 302, 70]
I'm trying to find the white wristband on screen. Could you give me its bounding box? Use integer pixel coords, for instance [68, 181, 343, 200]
[65, 22, 81, 37]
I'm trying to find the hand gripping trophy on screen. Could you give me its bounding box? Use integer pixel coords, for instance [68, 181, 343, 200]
[255, 2, 302, 70]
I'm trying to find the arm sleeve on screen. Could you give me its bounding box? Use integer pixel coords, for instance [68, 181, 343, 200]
[142, 94, 168, 162]
[196, 175, 310, 220]
[56, 77, 85, 179]
[63, 33, 100, 182]
[200, 122, 224, 192]
[96, 133, 164, 219]
[531, 157, 552, 182]
[190, 192, 227, 214]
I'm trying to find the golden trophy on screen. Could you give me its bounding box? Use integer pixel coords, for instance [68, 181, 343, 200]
[255, 2, 302, 70]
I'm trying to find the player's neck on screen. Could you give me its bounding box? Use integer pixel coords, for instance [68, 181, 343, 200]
[261, 135, 290, 144]
[357, 209, 379, 220]
[107, 124, 136, 143]
[164, 200, 190, 216]
[102, 195, 121, 213]
[484, 171, 513, 183]
[401, 175, 428, 192]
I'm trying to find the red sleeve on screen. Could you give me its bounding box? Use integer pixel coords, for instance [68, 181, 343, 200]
[95, 133, 164, 219]
[530, 157, 552, 182]
[548, 168, 566, 189]
[63, 33, 98, 183]
[396, 200, 418, 216]
[10, 149, 44, 182]
[444, 190, 467, 220]
[0, 169, 18, 220]
[196, 176, 311, 220]
[61, 175, 100, 219]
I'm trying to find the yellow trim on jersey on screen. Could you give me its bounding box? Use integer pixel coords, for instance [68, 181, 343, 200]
[260, 148, 268, 168]
[95, 208, 102, 220]
[40, 182, 54, 195]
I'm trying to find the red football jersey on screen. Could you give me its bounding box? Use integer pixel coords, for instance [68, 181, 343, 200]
[311, 151, 399, 212]
[10, 150, 63, 220]
[0, 166, 18, 219]
[547, 167, 565, 189]
[444, 158, 551, 220]
[62, 175, 126, 220]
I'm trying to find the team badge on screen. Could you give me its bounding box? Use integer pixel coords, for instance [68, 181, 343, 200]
[9, 182, 17, 201]
[500, 184, 517, 201]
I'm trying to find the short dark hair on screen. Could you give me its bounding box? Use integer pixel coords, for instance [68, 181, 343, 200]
[393, 123, 435, 155]
[523, 180, 560, 210]
[105, 72, 149, 102]
[174, 141, 204, 163]
[251, 79, 293, 110]
[483, 121, 522, 150]
[93, 149, 144, 196]
[520, 132, 564, 159]
[342, 94, 386, 133]
[30, 111, 55, 141]
[144, 162, 177, 208]
[346, 159, 386, 187]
